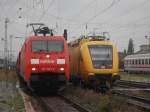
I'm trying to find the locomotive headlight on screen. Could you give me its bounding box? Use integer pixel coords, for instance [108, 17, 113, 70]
[46, 55, 50, 58]
[60, 67, 64, 71]
[32, 67, 36, 71]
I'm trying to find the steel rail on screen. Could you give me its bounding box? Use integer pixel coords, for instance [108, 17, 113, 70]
[58, 94, 92, 112]
[117, 80, 150, 88]
[113, 90, 150, 111]
[30, 92, 91, 112]
[32, 95, 54, 112]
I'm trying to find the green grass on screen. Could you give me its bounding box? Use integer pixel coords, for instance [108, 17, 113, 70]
[120, 72, 150, 82]
[0, 70, 17, 82]
[0, 91, 25, 112]
[7, 92, 25, 112]
[65, 86, 144, 112]
[0, 69, 25, 112]
[140, 75, 150, 78]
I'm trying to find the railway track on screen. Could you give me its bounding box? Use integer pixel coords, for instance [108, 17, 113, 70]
[113, 91, 150, 112]
[21, 90, 91, 112]
[114, 80, 150, 92]
[112, 80, 150, 111]
[58, 94, 91, 112]
[20, 80, 150, 112]
[32, 94, 91, 112]
[37, 94, 91, 112]
[116, 80, 150, 88]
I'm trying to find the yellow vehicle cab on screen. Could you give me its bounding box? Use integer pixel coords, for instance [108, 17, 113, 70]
[68, 35, 120, 92]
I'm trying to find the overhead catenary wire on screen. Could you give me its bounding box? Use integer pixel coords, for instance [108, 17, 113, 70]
[0, 0, 42, 37]
[0, 0, 9, 18]
[86, 0, 120, 23]
[0, 1, 150, 41]
[70, 0, 150, 39]
[0, 0, 22, 35]
[70, 0, 120, 33]
[37, 0, 81, 24]
[84, 0, 150, 25]
[102, 0, 150, 25]
[72, 0, 97, 18]
[38, 0, 55, 21]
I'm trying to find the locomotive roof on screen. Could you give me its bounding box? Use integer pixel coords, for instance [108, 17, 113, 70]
[125, 53, 150, 59]
[25, 36, 65, 41]
[68, 38, 112, 47]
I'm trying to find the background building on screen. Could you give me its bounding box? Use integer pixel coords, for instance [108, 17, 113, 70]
[135, 44, 150, 54]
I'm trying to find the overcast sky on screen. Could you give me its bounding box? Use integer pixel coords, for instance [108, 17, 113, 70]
[0, 0, 150, 60]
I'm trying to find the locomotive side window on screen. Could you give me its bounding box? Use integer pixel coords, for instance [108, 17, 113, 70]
[145, 59, 148, 65]
[132, 60, 134, 65]
[32, 40, 64, 52]
[139, 59, 141, 65]
[135, 60, 138, 64]
[142, 59, 144, 65]
[131, 60, 133, 64]
[138, 60, 140, 64]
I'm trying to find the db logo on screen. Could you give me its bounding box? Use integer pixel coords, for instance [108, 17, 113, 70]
[40, 60, 55, 64]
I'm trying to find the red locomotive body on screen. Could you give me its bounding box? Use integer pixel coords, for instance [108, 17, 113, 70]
[17, 36, 70, 92]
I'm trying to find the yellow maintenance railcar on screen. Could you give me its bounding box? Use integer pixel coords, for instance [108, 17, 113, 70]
[69, 36, 120, 91]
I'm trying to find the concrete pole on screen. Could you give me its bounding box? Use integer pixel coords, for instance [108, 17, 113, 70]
[4, 18, 9, 88]
[9, 35, 13, 68]
[4, 18, 9, 70]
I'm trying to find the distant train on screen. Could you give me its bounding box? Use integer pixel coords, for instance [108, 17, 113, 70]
[68, 35, 120, 92]
[124, 53, 150, 73]
[16, 24, 70, 92]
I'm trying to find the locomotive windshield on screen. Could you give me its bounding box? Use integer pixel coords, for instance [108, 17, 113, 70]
[32, 40, 64, 52]
[88, 45, 113, 69]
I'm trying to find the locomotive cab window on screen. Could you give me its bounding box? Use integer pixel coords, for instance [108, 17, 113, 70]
[88, 45, 113, 69]
[48, 41, 64, 52]
[32, 40, 64, 52]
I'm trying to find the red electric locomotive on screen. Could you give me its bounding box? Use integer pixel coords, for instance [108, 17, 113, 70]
[16, 24, 70, 92]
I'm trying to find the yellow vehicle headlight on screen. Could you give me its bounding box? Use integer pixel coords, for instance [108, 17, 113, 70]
[88, 73, 94, 76]
[113, 73, 118, 75]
